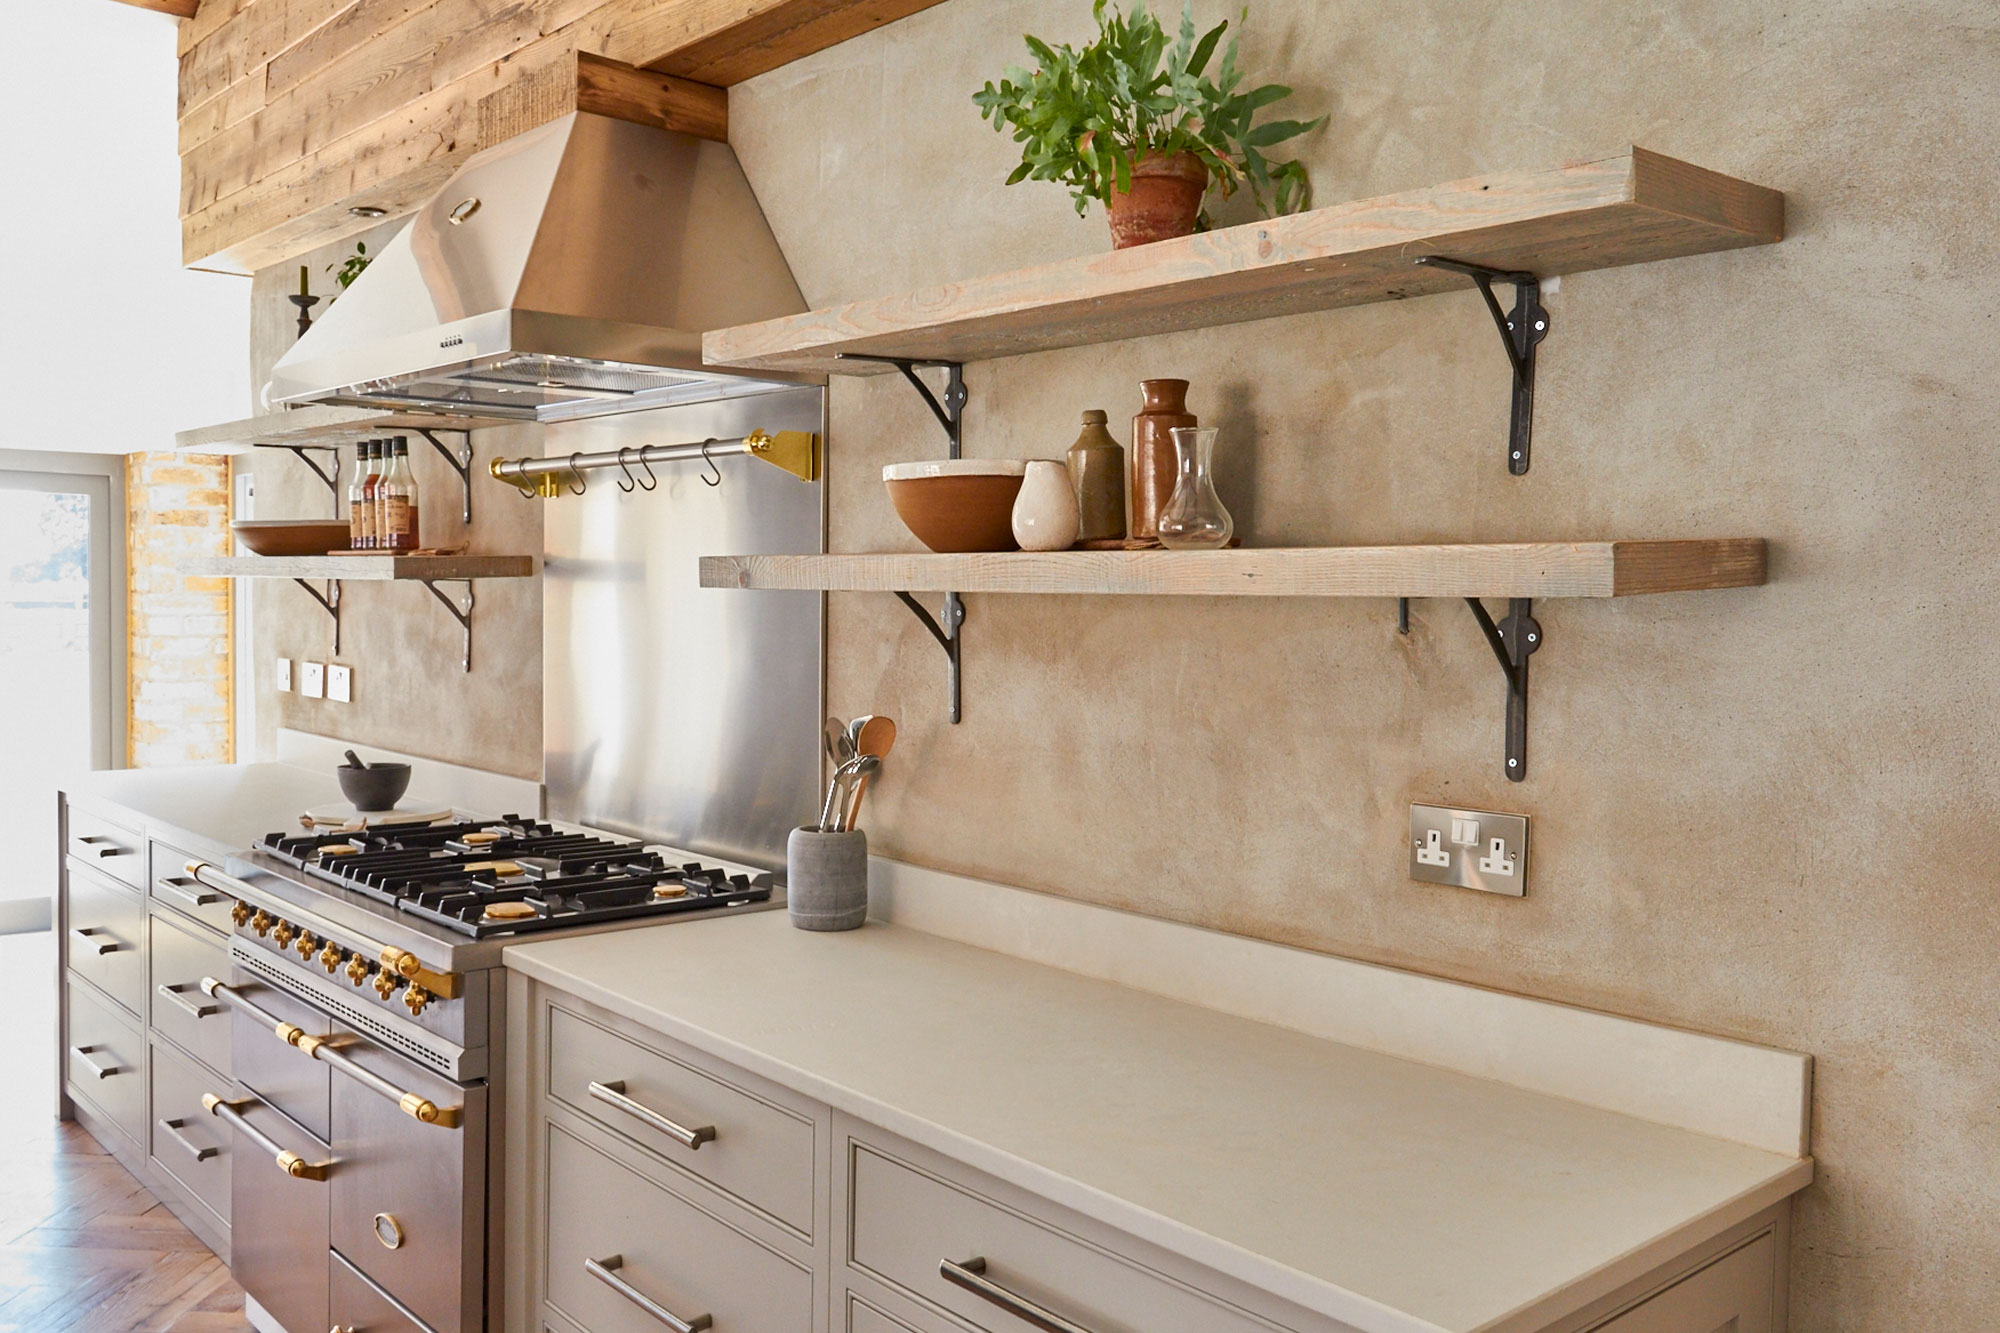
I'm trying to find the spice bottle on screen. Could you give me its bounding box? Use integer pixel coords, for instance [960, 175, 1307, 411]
[1131, 379, 1196, 542]
[1066, 410, 1126, 543]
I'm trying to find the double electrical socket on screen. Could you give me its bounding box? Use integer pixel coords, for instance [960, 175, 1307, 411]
[1409, 804, 1529, 897]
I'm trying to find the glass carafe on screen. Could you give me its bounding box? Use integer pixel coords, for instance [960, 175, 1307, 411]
[1157, 427, 1233, 549]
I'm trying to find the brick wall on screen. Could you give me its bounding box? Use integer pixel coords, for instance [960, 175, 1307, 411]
[126, 452, 233, 766]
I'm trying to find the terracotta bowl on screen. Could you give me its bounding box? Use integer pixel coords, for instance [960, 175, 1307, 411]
[883, 461, 1028, 553]
[233, 520, 352, 557]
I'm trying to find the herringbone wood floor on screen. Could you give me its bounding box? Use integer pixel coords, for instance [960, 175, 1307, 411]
[0, 930, 253, 1332]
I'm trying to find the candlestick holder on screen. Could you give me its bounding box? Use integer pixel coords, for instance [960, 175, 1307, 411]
[289, 293, 320, 340]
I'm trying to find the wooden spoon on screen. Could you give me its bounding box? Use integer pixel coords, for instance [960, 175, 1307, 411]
[842, 716, 897, 832]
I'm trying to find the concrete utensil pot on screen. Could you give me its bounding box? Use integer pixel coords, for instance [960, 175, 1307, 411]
[787, 826, 868, 931]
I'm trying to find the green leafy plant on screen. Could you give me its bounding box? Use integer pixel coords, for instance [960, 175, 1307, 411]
[974, 1, 1324, 223]
[328, 241, 371, 291]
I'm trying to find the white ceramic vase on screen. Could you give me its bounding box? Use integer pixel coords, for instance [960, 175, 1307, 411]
[1011, 460, 1079, 551]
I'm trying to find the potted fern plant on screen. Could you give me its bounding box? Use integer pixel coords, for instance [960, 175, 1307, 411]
[974, 1, 1324, 249]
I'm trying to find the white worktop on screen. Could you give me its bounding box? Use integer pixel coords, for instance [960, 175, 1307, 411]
[64, 762, 352, 862]
[506, 911, 1812, 1333]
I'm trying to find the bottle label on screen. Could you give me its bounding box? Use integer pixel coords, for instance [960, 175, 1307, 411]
[349, 500, 364, 550]
[358, 495, 377, 548]
[385, 497, 418, 550]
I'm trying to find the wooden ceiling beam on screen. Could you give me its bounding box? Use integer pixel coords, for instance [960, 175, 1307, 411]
[110, 0, 201, 18]
[565, 0, 947, 84]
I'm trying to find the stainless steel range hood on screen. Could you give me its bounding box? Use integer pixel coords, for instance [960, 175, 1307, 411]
[265, 112, 817, 423]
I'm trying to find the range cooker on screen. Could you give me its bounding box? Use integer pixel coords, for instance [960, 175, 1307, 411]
[185, 815, 780, 1333]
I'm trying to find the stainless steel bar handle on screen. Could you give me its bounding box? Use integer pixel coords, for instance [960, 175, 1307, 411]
[156, 1117, 219, 1162]
[68, 927, 119, 956]
[202, 1093, 332, 1181]
[584, 1255, 712, 1332]
[939, 1258, 1098, 1333]
[155, 876, 224, 908]
[70, 1045, 118, 1080]
[200, 979, 462, 1129]
[587, 1080, 715, 1150]
[157, 983, 222, 1020]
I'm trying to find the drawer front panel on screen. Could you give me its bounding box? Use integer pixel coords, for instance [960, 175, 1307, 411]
[1591, 1232, 1775, 1333]
[69, 810, 144, 889]
[229, 970, 331, 1142]
[547, 1002, 816, 1235]
[331, 1248, 431, 1333]
[151, 838, 237, 936]
[149, 1036, 232, 1223]
[544, 1123, 814, 1333]
[150, 909, 232, 1076]
[229, 1097, 331, 1333]
[849, 1143, 1280, 1333]
[850, 1291, 937, 1333]
[68, 866, 146, 1015]
[65, 978, 146, 1145]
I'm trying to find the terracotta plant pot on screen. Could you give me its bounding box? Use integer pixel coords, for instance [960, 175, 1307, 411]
[1105, 152, 1208, 249]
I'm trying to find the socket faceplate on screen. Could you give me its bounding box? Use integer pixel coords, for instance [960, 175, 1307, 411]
[1410, 804, 1528, 897]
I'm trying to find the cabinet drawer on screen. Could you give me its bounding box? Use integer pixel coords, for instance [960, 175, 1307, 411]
[849, 1291, 936, 1333]
[69, 810, 144, 889]
[150, 1037, 232, 1224]
[544, 1123, 814, 1333]
[547, 1001, 816, 1235]
[848, 1141, 1281, 1333]
[68, 866, 146, 1016]
[1589, 1231, 1775, 1332]
[331, 1250, 429, 1333]
[151, 839, 237, 936]
[66, 978, 146, 1145]
[150, 909, 232, 1076]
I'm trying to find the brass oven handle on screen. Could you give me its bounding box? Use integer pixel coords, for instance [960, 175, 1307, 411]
[200, 978, 463, 1130]
[202, 1093, 332, 1181]
[77, 835, 132, 858]
[70, 1045, 119, 1080]
[157, 983, 222, 1020]
[155, 876, 224, 909]
[156, 1117, 219, 1162]
[584, 1255, 712, 1332]
[939, 1258, 1097, 1333]
[587, 1081, 715, 1150]
[69, 927, 120, 956]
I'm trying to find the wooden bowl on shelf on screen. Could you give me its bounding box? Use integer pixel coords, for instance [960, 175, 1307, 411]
[232, 520, 351, 557]
[883, 461, 1027, 553]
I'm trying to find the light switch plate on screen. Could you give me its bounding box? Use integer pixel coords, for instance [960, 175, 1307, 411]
[327, 664, 352, 703]
[1410, 804, 1528, 897]
[276, 658, 292, 692]
[300, 661, 325, 700]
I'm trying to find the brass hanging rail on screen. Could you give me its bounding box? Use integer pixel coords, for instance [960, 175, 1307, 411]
[489, 429, 820, 498]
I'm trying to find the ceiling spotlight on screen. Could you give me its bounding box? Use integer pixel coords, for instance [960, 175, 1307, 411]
[348, 205, 388, 219]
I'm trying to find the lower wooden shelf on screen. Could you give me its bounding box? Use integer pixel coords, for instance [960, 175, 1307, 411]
[698, 540, 1766, 599]
[699, 538, 1767, 780]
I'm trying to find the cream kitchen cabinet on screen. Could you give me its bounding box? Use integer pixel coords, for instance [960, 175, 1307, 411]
[505, 964, 1793, 1333]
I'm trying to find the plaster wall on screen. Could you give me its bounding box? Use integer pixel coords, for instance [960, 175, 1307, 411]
[727, 1, 2000, 1326]
[243, 226, 544, 779]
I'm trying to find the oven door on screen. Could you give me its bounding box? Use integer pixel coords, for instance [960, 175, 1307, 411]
[211, 1086, 332, 1333]
[329, 1027, 487, 1333]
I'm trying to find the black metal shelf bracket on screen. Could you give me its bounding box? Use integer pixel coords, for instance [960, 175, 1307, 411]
[1463, 597, 1542, 781]
[892, 591, 965, 724]
[1413, 257, 1548, 475]
[834, 355, 966, 459]
[420, 580, 477, 673]
[293, 579, 342, 656]
[840, 354, 971, 724]
[254, 443, 344, 519]
[416, 428, 476, 526]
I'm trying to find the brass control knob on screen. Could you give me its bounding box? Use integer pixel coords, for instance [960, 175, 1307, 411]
[294, 931, 318, 960]
[250, 910, 273, 938]
[402, 985, 432, 1017]
[345, 954, 371, 986]
[231, 900, 252, 927]
[272, 921, 295, 950]
[319, 941, 343, 974]
[373, 970, 402, 1001]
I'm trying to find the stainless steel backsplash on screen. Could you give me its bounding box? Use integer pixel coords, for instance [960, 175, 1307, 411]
[542, 387, 825, 870]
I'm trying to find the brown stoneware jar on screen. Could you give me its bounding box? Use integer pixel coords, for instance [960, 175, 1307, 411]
[1066, 410, 1126, 542]
[1131, 380, 1196, 542]
[1106, 152, 1208, 249]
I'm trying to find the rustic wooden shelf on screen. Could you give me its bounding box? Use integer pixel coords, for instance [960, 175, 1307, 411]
[702, 148, 1782, 375]
[700, 540, 1767, 599]
[174, 405, 518, 455]
[181, 555, 534, 581]
[181, 555, 534, 672]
